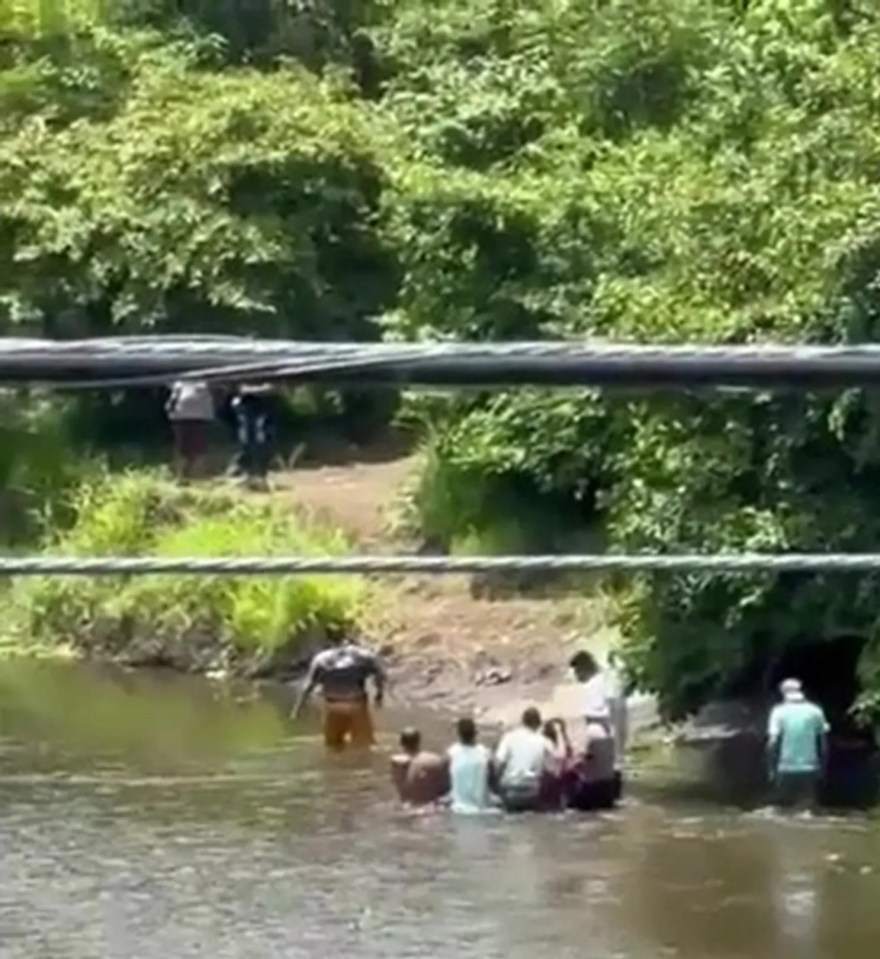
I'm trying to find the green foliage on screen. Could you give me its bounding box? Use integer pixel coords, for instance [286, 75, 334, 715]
[0, 35, 395, 337]
[376, 0, 880, 717]
[0, 390, 100, 543]
[5, 473, 366, 668]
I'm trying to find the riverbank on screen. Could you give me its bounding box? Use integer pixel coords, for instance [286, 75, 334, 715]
[0, 453, 659, 736]
[270, 452, 660, 734]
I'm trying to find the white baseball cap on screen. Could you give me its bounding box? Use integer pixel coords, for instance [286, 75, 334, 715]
[780, 677, 805, 702]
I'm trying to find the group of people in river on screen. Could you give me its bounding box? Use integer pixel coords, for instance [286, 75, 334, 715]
[292, 626, 837, 814]
[390, 707, 621, 814]
[291, 628, 627, 814]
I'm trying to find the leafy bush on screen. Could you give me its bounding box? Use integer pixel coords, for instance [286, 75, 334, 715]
[377, 0, 880, 717]
[0, 391, 100, 544]
[4, 473, 367, 672]
[0, 36, 395, 339]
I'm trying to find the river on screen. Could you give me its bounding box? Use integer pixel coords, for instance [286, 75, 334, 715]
[1, 660, 879, 958]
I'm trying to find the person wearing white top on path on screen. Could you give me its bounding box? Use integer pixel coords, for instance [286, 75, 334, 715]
[494, 707, 554, 812]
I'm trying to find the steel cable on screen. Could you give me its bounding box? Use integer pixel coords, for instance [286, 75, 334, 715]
[2, 554, 880, 575]
[6, 338, 880, 389]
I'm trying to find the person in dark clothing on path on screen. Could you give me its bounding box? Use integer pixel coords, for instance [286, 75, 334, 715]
[229, 384, 275, 489]
[291, 628, 386, 752]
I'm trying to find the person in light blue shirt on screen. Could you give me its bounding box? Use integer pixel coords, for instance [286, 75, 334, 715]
[767, 678, 830, 811]
[447, 717, 494, 813]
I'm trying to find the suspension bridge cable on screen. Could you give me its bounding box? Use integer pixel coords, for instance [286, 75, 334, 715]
[7, 338, 880, 389]
[3, 554, 880, 576]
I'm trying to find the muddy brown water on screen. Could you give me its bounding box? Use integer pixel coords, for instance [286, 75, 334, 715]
[1, 661, 880, 959]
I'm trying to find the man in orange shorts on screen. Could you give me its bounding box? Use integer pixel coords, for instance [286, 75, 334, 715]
[291, 629, 386, 751]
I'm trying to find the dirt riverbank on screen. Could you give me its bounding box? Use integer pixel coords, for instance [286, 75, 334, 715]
[274, 449, 658, 732]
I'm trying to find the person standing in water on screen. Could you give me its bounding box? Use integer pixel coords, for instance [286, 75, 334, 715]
[390, 728, 449, 807]
[291, 629, 385, 752]
[569, 650, 622, 808]
[447, 717, 493, 813]
[767, 678, 829, 811]
[494, 707, 555, 813]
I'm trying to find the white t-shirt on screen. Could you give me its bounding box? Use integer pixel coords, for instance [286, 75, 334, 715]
[582, 672, 611, 720]
[494, 727, 553, 789]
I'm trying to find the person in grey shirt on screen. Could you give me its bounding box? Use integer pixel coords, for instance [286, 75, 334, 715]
[166, 379, 215, 479]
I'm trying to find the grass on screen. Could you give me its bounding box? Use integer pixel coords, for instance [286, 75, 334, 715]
[1, 471, 368, 673]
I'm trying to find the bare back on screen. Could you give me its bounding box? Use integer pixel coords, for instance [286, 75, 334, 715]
[390, 751, 449, 806]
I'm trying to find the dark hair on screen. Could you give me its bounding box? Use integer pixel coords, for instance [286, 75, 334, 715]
[522, 706, 542, 730]
[542, 720, 558, 744]
[325, 624, 346, 645]
[456, 717, 477, 745]
[400, 728, 421, 753]
[569, 650, 598, 676]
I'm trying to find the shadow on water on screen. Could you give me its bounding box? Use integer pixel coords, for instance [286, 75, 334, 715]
[2, 660, 880, 959]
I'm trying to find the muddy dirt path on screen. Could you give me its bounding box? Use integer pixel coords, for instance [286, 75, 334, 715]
[274, 452, 625, 725]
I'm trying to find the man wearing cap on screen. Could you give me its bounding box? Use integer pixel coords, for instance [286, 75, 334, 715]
[767, 678, 830, 811]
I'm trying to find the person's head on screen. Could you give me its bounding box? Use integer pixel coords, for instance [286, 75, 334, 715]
[400, 727, 421, 755]
[780, 677, 806, 704]
[325, 624, 346, 647]
[456, 716, 477, 746]
[569, 650, 599, 682]
[542, 720, 558, 745]
[522, 706, 542, 731]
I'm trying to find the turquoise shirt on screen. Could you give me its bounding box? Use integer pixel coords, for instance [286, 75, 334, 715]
[448, 742, 492, 812]
[768, 701, 829, 773]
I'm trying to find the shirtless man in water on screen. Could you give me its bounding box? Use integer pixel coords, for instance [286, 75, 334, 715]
[291, 629, 385, 752]
[390, 728, 449, 806]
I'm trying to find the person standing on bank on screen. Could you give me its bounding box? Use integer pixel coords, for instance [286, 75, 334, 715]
[166, 379, 215, 480]
[230, 384, 274, 490]
[767, 678, 830, 811]
[291, 629, 385, 752]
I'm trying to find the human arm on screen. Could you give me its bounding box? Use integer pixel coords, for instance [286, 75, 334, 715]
[165, 383, 180, 416]
[290, 656, 322, 720]
[766, 706, 782, 779]
[553, 718, 573, 761]
[816, 708, 831, 774]
[371, 652, 386, 708]
[493, 733, 511, 782]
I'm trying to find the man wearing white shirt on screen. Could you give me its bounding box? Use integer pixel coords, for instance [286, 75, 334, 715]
[568, 650, 623, 809]
[494, 707, 554, 812]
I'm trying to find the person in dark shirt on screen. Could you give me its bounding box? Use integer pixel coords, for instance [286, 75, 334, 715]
[291, 629, 385, 752]
[229, 384, 275, 489]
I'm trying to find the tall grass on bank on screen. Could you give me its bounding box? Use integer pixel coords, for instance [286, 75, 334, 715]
[2, 472, 367, 673]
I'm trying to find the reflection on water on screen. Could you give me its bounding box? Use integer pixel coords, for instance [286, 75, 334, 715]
[0, 661, 879, 958]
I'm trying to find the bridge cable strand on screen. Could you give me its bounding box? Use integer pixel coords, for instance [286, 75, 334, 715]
[3, 554, 880, 575]
[7, 338, 880, 388]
